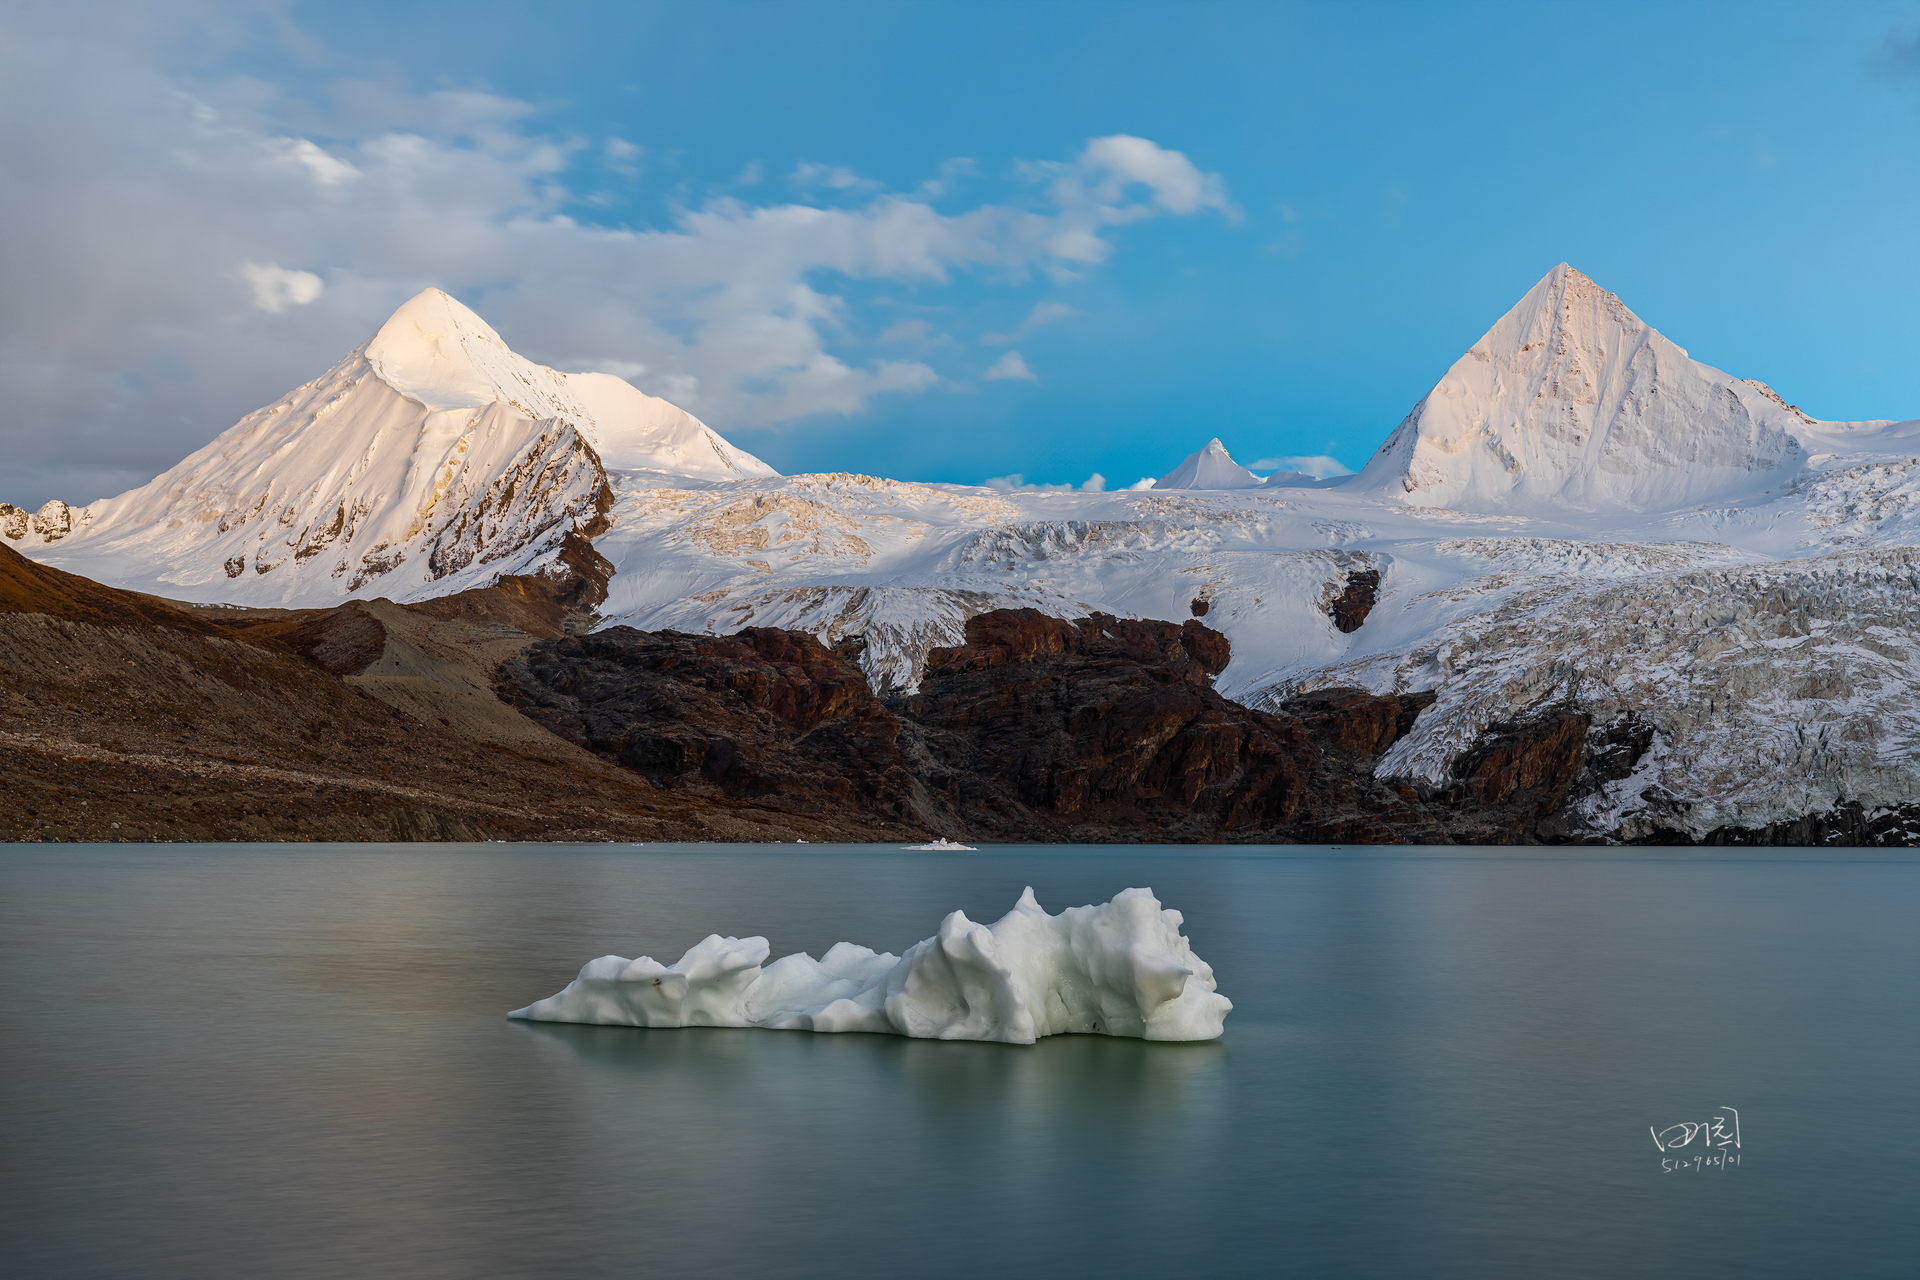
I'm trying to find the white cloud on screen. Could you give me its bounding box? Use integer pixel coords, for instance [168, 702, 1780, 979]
[603, 136, 642, 176]
[273, 137, 359, 186]
[1249, 455, 1355, 479]
[240, 263, 324, 312]
[918, 157, 977, 198]
[983, 300, 1081, 344]
[984, 471, 1106, 492]
[1026, 301, 1080, 327]
[0, 7, 1234, 507]
[1127, 476, 1157, 490]
[1021, 134, 1239, 241]
[984, 351, 1037, 381]
[790, 161, 878, 191]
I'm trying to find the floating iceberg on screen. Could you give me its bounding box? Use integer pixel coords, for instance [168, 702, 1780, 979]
[508, 887, 1231, 1044]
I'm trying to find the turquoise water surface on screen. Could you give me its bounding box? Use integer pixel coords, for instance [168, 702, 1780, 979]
[2, 842, 1915, 1278]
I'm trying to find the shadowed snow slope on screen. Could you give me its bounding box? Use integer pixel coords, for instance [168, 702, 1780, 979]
[509, 887, 1231, 1043]
[7, 289, 772, 607]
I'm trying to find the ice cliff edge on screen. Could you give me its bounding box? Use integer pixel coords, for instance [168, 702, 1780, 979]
[508, 887, 1232, 1043]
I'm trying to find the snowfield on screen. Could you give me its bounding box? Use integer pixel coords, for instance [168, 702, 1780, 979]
[11, 265, 1920, 840]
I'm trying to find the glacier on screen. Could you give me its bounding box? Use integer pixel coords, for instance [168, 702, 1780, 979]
[12, 263, 1920, 840]
[508, 887, 1232, 1043]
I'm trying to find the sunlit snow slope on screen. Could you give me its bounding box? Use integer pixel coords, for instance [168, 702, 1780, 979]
[1350, 263, 1891, 512]
[5, 289, 774, 606]
[12, 265, 1920, 839]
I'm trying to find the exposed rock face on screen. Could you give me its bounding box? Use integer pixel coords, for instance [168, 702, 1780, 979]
[898, 611, 1435, 842]
[501, 607, 1624, 844]
[1281, 686, 1434, 757]
[0, 500, 83, 545]
[1647, 800, 1920, 848]
[1327, 569, 1380, 633]
[498, 626, 918, 818]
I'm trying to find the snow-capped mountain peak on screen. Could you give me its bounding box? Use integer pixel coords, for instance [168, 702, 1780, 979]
[1154, 438, 1265, 490]
[365, 288, 552, 414]
[364, 288, 776, 479]
[9, 289, 774, 605]
[1350, 263, 1819, 513]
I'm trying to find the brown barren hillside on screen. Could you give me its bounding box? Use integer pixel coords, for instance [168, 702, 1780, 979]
[0, 541, 923, 843]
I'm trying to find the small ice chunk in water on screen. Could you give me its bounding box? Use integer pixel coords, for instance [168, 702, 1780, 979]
[508, 887, 1232, 1043]
[902, 837, 977, 851]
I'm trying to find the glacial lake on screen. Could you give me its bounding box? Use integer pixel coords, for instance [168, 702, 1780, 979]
[3, 842, 1916, 1279]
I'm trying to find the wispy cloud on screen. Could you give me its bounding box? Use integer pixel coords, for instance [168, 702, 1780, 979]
[982, 300, 1081, 344]
[984, 472, 1106, 492]
[1249, 455, 1354, 479]
[603, 136, 643, 176]
[240, 263, 324, 313]
[983, 351, 1037, 381]
[789, 161, 880, 191]
[917, 157, 977, 198]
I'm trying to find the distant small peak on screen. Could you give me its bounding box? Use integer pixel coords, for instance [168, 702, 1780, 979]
[1153, 437, 1264, 490]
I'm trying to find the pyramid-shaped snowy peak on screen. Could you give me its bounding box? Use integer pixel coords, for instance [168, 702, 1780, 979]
[1154, 439, 1266, 490]
[1348, 264, 1818, 513]
[21, 289, 775, 607]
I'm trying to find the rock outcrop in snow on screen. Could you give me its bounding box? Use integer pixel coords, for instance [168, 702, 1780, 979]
[508, 887, 1232, 1043]
[0, 500, 83, 544]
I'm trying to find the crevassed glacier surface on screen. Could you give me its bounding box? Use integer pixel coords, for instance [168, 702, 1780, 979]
[508, 887, 1232, 1043]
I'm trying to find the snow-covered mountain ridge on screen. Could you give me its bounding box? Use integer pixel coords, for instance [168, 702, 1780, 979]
[4, 290, 773, 607]
[11, 266, 1920, 840]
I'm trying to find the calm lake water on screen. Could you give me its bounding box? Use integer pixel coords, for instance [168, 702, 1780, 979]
[2, 842, 1916, 1278]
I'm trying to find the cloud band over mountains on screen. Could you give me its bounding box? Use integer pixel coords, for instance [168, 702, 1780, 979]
[0, 4, 1232, 508]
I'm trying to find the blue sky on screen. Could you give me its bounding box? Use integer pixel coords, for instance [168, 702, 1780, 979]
[5, 1, 1920, 505]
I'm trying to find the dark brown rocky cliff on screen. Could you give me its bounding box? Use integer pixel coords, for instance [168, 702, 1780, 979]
[497, 626, 919, 820]
[500, 607, 1603, 844]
